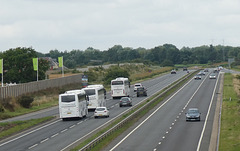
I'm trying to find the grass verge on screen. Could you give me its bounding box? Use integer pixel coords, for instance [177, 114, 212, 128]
[219, 73, 240, 151]
[0, 116, 54, 140]
[71, 71, 196, 151]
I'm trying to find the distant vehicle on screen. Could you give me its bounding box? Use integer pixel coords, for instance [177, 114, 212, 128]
[183, 67, 188, 71]
[137, 87, 147, 97]
[198, 71, 205, 75]
[204, 68, 209, 72]
[218, 66, 223, 70]
[82, 75, 88, 88]
[119, 97, 132, 107]
[94, 107, 109, 118]
[59, 90, 88, 121]
[82, 85, 106, 110]
[213, 68, 219, 73]
[111, 77, 130, 99]
[194, 74, 201, 80]
[209, 73, 217, 79]
[134, 83, 143, 92]
[171, 70, 177, 74]
[186, 108, 201, 121]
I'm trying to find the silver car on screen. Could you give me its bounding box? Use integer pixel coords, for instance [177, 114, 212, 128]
[209, 73, 216, 79]
[94, 107, 109, 118]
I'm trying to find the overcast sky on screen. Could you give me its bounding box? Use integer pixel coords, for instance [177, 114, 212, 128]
[0, 0, 239, 53]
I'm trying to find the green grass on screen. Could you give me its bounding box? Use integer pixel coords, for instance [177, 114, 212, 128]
[219, 73, 240, 151]
[0, 116, 54, 140]
[0, 99, 58, 120]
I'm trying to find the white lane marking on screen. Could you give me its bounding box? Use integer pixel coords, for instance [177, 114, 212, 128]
[77, 121, 83, 125]
[61, 129, 68, 133]
[40, 138, 49, 143]
[0, 119, 61, 147]
[70, 125, 76, 129]
[109, 77, 194, 151]
[196, 73, 220, 151]
[51, 133, 59, 138]
[28, 144, 38, 149]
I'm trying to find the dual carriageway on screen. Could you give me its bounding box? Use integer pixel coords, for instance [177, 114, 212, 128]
[0, 69, 223, 151]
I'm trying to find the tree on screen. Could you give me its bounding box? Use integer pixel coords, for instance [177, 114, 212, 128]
[1, 47, 49, 83]
[103, 66, 129, 85]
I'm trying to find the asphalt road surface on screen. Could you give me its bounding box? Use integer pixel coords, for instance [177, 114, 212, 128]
[0, 70, 189, 151]
[105, 69, 222, 151]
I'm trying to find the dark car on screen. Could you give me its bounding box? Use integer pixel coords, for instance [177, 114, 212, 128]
[171, 70, 176, 74]
[137, 87, 147, 97]
[183, 67, 188, 71]
[186, 108, 201, 121]
[119, 97, 132, 107]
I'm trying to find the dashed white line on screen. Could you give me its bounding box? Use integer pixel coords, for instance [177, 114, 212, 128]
[28, 144, 38, 149]
[61, 129, 68, 133]
[40, 138, 49, 143]
[70, 125, 76, 129]
[51, 133, 59, 138]
[77, 121, 83, 125]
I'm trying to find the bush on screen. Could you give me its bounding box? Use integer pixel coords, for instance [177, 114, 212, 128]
[0, 97, 15, 112]
[0, 105, 4, 113]
[17, 95, 34, 108]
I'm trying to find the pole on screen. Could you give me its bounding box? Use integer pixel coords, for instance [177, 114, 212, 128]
[37, 58, 39, 81]
[1, 59, 3, 87]
[62, 56, 64, 77]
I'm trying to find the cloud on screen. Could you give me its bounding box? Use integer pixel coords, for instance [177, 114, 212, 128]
[0, 0, 239, 53]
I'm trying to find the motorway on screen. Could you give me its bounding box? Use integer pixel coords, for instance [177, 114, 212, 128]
[0, 70, 189, 151]
[105, 69, 222, 151]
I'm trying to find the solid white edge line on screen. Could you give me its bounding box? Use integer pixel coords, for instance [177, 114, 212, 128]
[196, 72, 220, 151]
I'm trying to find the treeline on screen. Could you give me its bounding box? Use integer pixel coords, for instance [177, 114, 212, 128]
[40, 44, 240, 68]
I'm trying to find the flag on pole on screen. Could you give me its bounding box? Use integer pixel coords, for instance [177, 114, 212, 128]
[0, 59, 3, 74]
[33, 58, 38, 71]
[58, 57, 63, 67]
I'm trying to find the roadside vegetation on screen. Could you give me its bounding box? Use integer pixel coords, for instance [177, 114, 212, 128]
[220, 73, 240, 151]
[0, 116, 54, 140]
